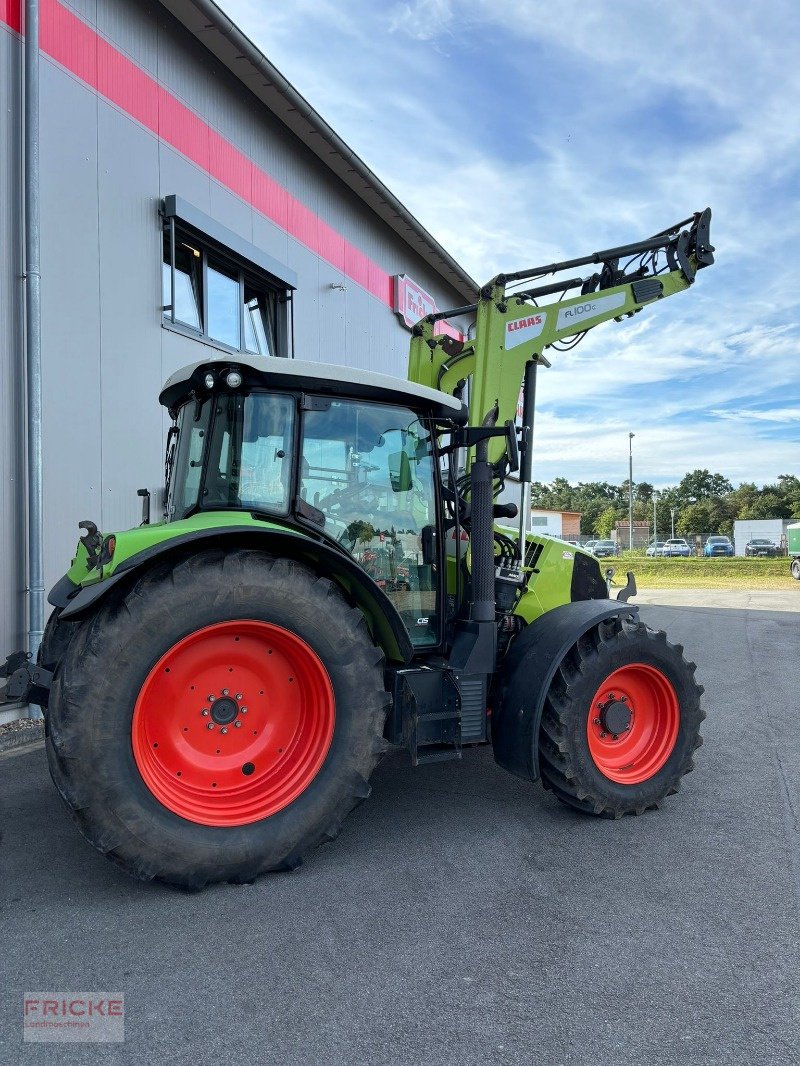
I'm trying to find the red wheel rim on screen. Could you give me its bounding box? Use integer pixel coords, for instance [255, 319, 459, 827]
[586, 664, 679, 784]
[131, 621, 335, 826]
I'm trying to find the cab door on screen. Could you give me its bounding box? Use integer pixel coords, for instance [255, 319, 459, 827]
[300, 397, 442, 648]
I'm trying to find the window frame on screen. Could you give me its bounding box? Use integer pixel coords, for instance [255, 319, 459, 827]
[161, 202, 295, 359]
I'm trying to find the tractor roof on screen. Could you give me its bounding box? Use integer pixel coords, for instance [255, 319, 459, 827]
[160, 355, 468, 423]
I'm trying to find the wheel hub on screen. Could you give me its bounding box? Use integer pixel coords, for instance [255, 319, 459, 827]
[600, 697, 631, 737]
[209, 696, 239, 725]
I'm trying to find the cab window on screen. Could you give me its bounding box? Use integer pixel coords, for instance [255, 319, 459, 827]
[301, 400, 439, 647]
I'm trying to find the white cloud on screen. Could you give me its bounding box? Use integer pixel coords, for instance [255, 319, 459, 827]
[388, 0, 456, 41]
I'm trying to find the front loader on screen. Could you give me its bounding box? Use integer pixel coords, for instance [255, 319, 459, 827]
[1, 210, 714, 887]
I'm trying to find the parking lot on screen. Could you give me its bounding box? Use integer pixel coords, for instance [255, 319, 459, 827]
[1, 599, 799, 1065]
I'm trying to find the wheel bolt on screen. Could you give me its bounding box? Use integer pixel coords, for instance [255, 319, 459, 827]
[593, 717, 601, 725]
[600, 731, 608, 738]
[235, 693, 243, 701]
[207, 723, 214, 731]
[222, 688, 229, 696]
[202, 709, 209, 717]
[240, 707, 248, 714]
[207, 695, 215, 702]
[221, 727, 228, 735]
[234, 721, 242, 729]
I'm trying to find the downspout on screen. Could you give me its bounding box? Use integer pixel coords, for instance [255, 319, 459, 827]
[24, 0, 44, 718]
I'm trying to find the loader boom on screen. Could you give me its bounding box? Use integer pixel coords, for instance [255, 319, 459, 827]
[408, 208, 714, 468]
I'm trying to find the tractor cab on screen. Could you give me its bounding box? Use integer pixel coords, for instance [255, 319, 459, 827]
[160, 355, 467, 648]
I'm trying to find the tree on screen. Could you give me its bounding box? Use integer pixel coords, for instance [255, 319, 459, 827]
[777, 474, 800, 517]
[677, 501, 720, 537]
[739, 493, 791, 521]
[676, 469, 733, 503]
[344, 520, 376, 546]
[595, 506, 620, 538]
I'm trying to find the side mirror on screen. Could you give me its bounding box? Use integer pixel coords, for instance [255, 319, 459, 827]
[388, 451, 413, 493]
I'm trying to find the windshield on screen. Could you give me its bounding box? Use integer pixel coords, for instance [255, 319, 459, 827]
[302, 399, 439, 647]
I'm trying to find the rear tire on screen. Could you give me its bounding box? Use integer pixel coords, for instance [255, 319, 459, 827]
[538, 615, 704, 817]
[32, 607, 81, 712]
[46, 549, 390, 887]
[791, 558, 800, 581]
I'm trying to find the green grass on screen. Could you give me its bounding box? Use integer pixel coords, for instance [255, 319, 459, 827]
[605, 554, 796, 589]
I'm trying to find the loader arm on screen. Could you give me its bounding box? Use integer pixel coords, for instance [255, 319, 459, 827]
[408, 208, 714, 467]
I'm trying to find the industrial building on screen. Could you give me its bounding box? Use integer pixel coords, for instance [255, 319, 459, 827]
[0, 0, 477, 717]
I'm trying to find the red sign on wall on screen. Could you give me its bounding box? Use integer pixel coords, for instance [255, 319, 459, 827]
[394, 274, 438, 329]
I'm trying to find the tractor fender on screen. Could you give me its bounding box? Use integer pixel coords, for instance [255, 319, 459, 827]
[56, 526, 413, 663]
[492, 599, 639, 782]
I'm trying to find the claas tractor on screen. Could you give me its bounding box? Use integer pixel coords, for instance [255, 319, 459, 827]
[1, 210, 714, 887]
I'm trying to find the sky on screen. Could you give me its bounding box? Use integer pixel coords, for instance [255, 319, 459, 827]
[219, 0, 799, 489]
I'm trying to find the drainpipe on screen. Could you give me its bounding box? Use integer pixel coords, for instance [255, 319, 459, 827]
[25, 0, 44, 719]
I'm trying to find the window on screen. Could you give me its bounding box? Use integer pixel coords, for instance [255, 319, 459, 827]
[202, 393, 295, 513]
[301, 400, 440, 647]
[166, 392, 295, 519]
[166, 398, 212, 519]
[161, 199, 294, 357]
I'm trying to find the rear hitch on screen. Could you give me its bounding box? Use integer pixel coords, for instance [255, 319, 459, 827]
[0, 651, 52, 706]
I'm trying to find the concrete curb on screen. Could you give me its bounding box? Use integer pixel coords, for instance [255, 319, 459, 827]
[0, 720, 45, 754]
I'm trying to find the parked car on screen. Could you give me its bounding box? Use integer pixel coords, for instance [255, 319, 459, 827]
[661, 538, 692, 557]
[584, 540, 598, 552]
[592, 539, 617, 558]
[745, 538, 778, 557]
[703, 536, 734, 558]
[646, 541, 665, 557]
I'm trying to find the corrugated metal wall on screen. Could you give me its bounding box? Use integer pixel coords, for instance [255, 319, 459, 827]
[0, 0, 471, 670]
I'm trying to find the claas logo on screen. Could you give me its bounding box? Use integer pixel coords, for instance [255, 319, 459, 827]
[507, 315, 542, 333]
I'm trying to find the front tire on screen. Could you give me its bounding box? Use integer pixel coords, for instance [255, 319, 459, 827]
[538, 615, 704, 817]
[46, 549, 390, 887]
[791, 558, 800, 581]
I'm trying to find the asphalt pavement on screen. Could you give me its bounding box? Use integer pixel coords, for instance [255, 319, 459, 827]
[1, 602, 799, 1065]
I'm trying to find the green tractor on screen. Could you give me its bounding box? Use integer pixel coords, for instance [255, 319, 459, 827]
[1, 211, 714, 887]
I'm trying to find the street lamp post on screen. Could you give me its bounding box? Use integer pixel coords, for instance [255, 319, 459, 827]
[628, 432, 635, 551]
[653, 490, 658, 546]
[670, 507, 676, 540]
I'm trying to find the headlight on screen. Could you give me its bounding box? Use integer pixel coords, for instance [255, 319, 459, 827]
[226, 370, 242, 388]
